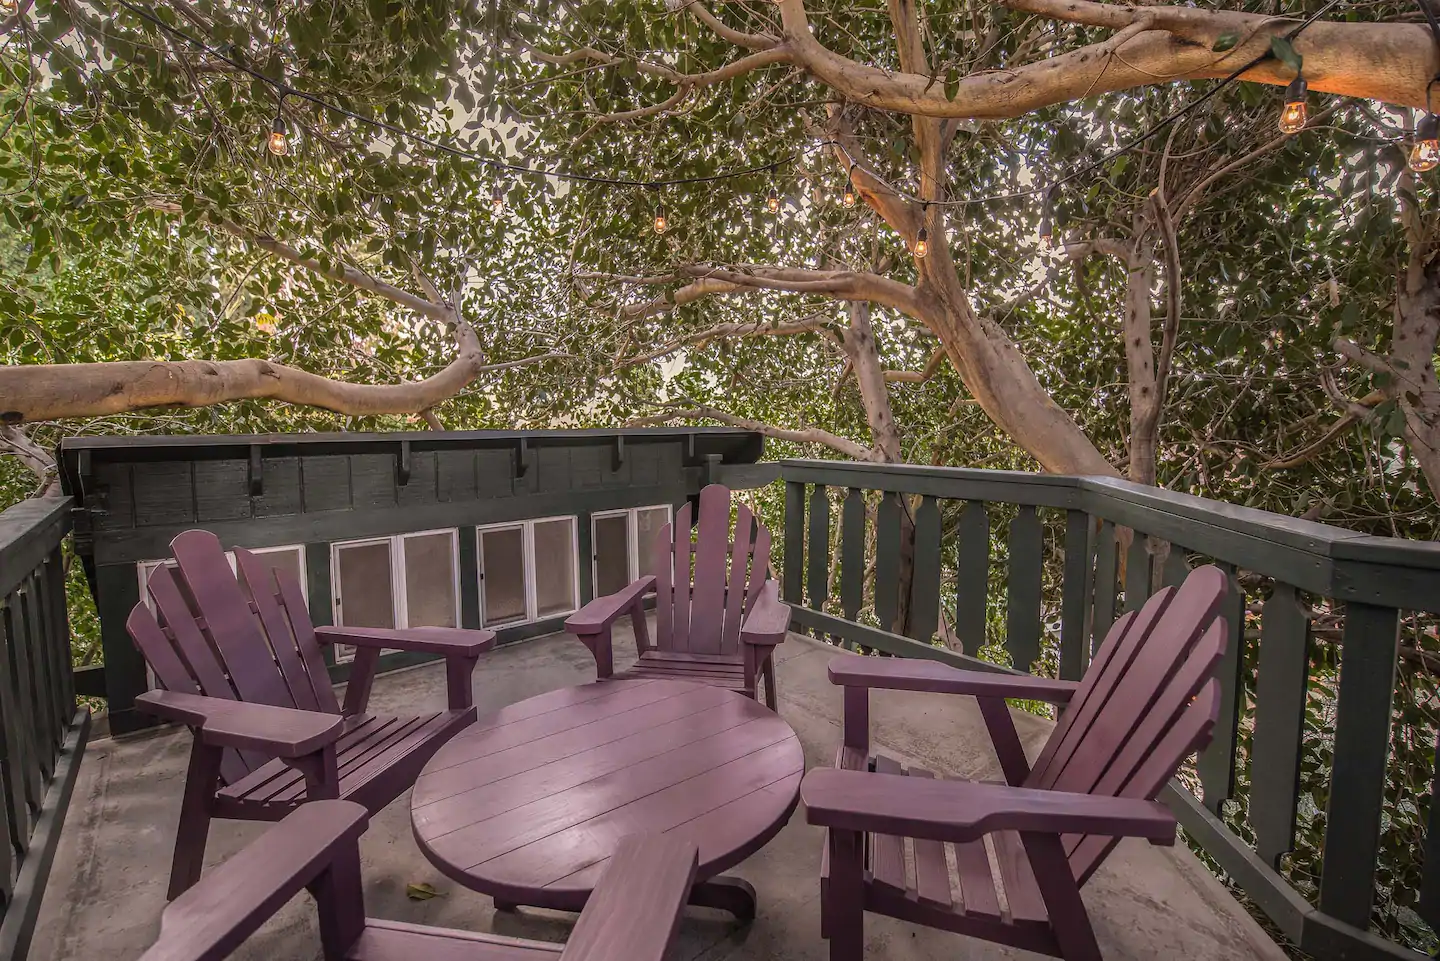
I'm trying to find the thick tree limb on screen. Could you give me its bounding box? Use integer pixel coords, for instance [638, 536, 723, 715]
[0, 323, 490, 421]
[759, 0, 1435, 116]
[677, 264, 924, 316]
[1261, 410, 1366, 470]
[627, 405, 877, 461]
[884, 347, 947, 383]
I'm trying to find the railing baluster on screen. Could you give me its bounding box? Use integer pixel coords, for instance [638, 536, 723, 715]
[1319, 602, 1401, 928]
[1162, 543, 1189, 588]
[782, 481, 805, 606]
[0, 600, 42, 813]
[1249, 583, 1310, 868]
[1197, 563, 1246, 814]
[23, 575, 60, 756]
[908, 496, 942, 643]
[1123, 532, 1152, 613]
[0, 599, 32, 848]
[32, 565, 66, 736]
[44, 549, 75, 716]
[1059, 511, 1092, 681]
[1091, 520, 1117, 650]
[1420, 726, 1440, 932]
[12, 589, 53, 782]
[840, 489, 865, 631]
[874, 492, 902, 633]
[955, 502, 989, 655]
[1006, 506, 1043, 672]
[806, 485, 830, 612]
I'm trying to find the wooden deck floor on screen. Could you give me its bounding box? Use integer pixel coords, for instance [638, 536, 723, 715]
[33, 623, 1286, 961]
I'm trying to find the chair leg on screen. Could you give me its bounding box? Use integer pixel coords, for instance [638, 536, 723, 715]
[762, 655, 778, 710]
[1020, 831, 1102, 961]
[168, 740, 223, 900]
[825, 828, 866, 961]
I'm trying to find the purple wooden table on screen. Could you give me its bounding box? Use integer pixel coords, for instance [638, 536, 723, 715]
[410, 678, 804, 920]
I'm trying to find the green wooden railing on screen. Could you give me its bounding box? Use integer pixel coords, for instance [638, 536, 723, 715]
[0, 497, 90, 961]
[761, 459, 1440, 961]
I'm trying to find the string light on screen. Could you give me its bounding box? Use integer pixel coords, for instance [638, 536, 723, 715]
[842, 164, 858, 208]
[491, 181, 504, 213]
[1279, 76, 1308, 134]
[766, 186, 780, 213]
[1412, 113, 1440, 172]
[267, 113, 288, 156]
[913, 227, 929, 259]
[653, 203, 668, 234]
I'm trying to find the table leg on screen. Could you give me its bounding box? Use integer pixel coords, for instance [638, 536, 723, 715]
[493, 899, 519, 912]
[688, 875, 757, 921]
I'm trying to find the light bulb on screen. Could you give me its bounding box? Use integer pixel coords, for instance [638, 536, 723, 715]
[491, 182, 504, 213]
[766, 187, 780, 213]
[913, 227, 928, 259]
[1279, 77, 1308, 135]
[842, 178, 857, 208]
[267, 115, 288, 156]
[1038, 188, 1054, 251]
[653, 206, 668, 234]
[1411, 114, 1440, 172]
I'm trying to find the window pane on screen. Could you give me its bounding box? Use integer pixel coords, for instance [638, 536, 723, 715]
[336, 542, 395, 629]
[404, 533, 457, 628]
[250, 548, 305, 600]
[480, 527, 527, 627]
[533, 519, 577, 618]
[593, 514, 630, 597]
[635, 507, 671, 580]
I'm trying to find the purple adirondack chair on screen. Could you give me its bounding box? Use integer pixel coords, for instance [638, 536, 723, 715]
[565, 484, 789, 708]
[138, 799, 700, 961]
[801, 564, 1231, 961]
[126, 529, 497, 900]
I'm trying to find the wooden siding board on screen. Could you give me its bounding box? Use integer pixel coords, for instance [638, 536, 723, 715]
[437, 450, 479, 503]
[476, 450, 514, 498]
[131, 462, 195, 527]
[301, 457, 351, 513]
[537, 447, 571, 494]
[194, 460, 252, 523]
[348, 453, 398, 511]
[93, 462, 134, 530]
[252, 457, 302, 518]
[570, 446, 605, 490]
[397, 451, 438, 507]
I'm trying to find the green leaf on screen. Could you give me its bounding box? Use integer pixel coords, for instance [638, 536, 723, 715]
[1270, 36, 1303, 75]
[405, 882, 442, 901]
[1211, 32, 1239, 53]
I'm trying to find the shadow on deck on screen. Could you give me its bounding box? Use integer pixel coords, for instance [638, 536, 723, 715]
[34, 625, 1285, 961]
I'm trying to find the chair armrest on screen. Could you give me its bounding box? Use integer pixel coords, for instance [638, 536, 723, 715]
[801, 769, 1176, 844]
[139, 801, 369, 961]
[136, 690, 344, 758]
[741, 581, 789, 646]
[827, 655, 1079, 703]
[560, 834, 699, 961]
[565, 576, 656, 635]
[314, 625, 496, 656]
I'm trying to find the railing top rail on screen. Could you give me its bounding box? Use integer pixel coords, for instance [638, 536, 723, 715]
[0, 496, 74, 598]
[778, 459, 1083, 508]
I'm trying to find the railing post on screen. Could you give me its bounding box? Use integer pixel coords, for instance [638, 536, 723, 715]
[1059, 511, 1092, 681]
[782, 481, 806, 607]
[1197, 562, 1246, 814]
[839, 489, 865, 646]
[1319, 601, 1400, 928]
[1249, 583, 1310, 869]
[806, 486, 830, 613]
[955, 502, 989, 654]
[874, 492, 902, 633]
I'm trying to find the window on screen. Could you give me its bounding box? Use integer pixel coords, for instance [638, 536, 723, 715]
[591, 504, 673, 596]
[137, 545, 307, 613]
[477, 516, 579, 628]
[331, 530, 460, 661]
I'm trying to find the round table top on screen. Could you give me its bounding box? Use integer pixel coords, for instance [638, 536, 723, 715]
[410, 678, 804, 910]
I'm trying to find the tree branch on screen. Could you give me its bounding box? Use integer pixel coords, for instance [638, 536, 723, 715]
[627, 405, 877, 461]
[0, 425, 59, 496]
[617, 315, 830, 368]
[677, 264, 925, 317]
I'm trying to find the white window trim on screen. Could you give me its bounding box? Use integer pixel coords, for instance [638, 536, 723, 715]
[330, 530, 461, 635]
[476, 515, 580, 628]
[591, 504, 673, 593]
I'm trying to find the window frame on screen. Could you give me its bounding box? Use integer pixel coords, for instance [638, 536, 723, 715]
[590, 504, 673, 593]
[475, 515, 581, 628]
[137, 543, 308, 613]
[330, 529, 461, 638]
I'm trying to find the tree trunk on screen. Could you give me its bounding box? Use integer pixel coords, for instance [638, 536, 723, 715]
[1122, 227, 1162, 487]
[1393, 245, 1440, 499]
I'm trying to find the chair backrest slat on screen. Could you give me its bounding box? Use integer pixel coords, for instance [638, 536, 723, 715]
[744, 525, 772, 617]
[668, 501, 694, 651]
[274, 571, 341, 714]
[653, 520, 676, 648]
[1068, 681, 1221, 884]
[719, 504, 756, 654]
[688, 486, 734, 654]
[170, 531, 295, 711]
[1037, 572, 1226, 794]
[145, 564, 239, 702]
[234, 550, 327, 714]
